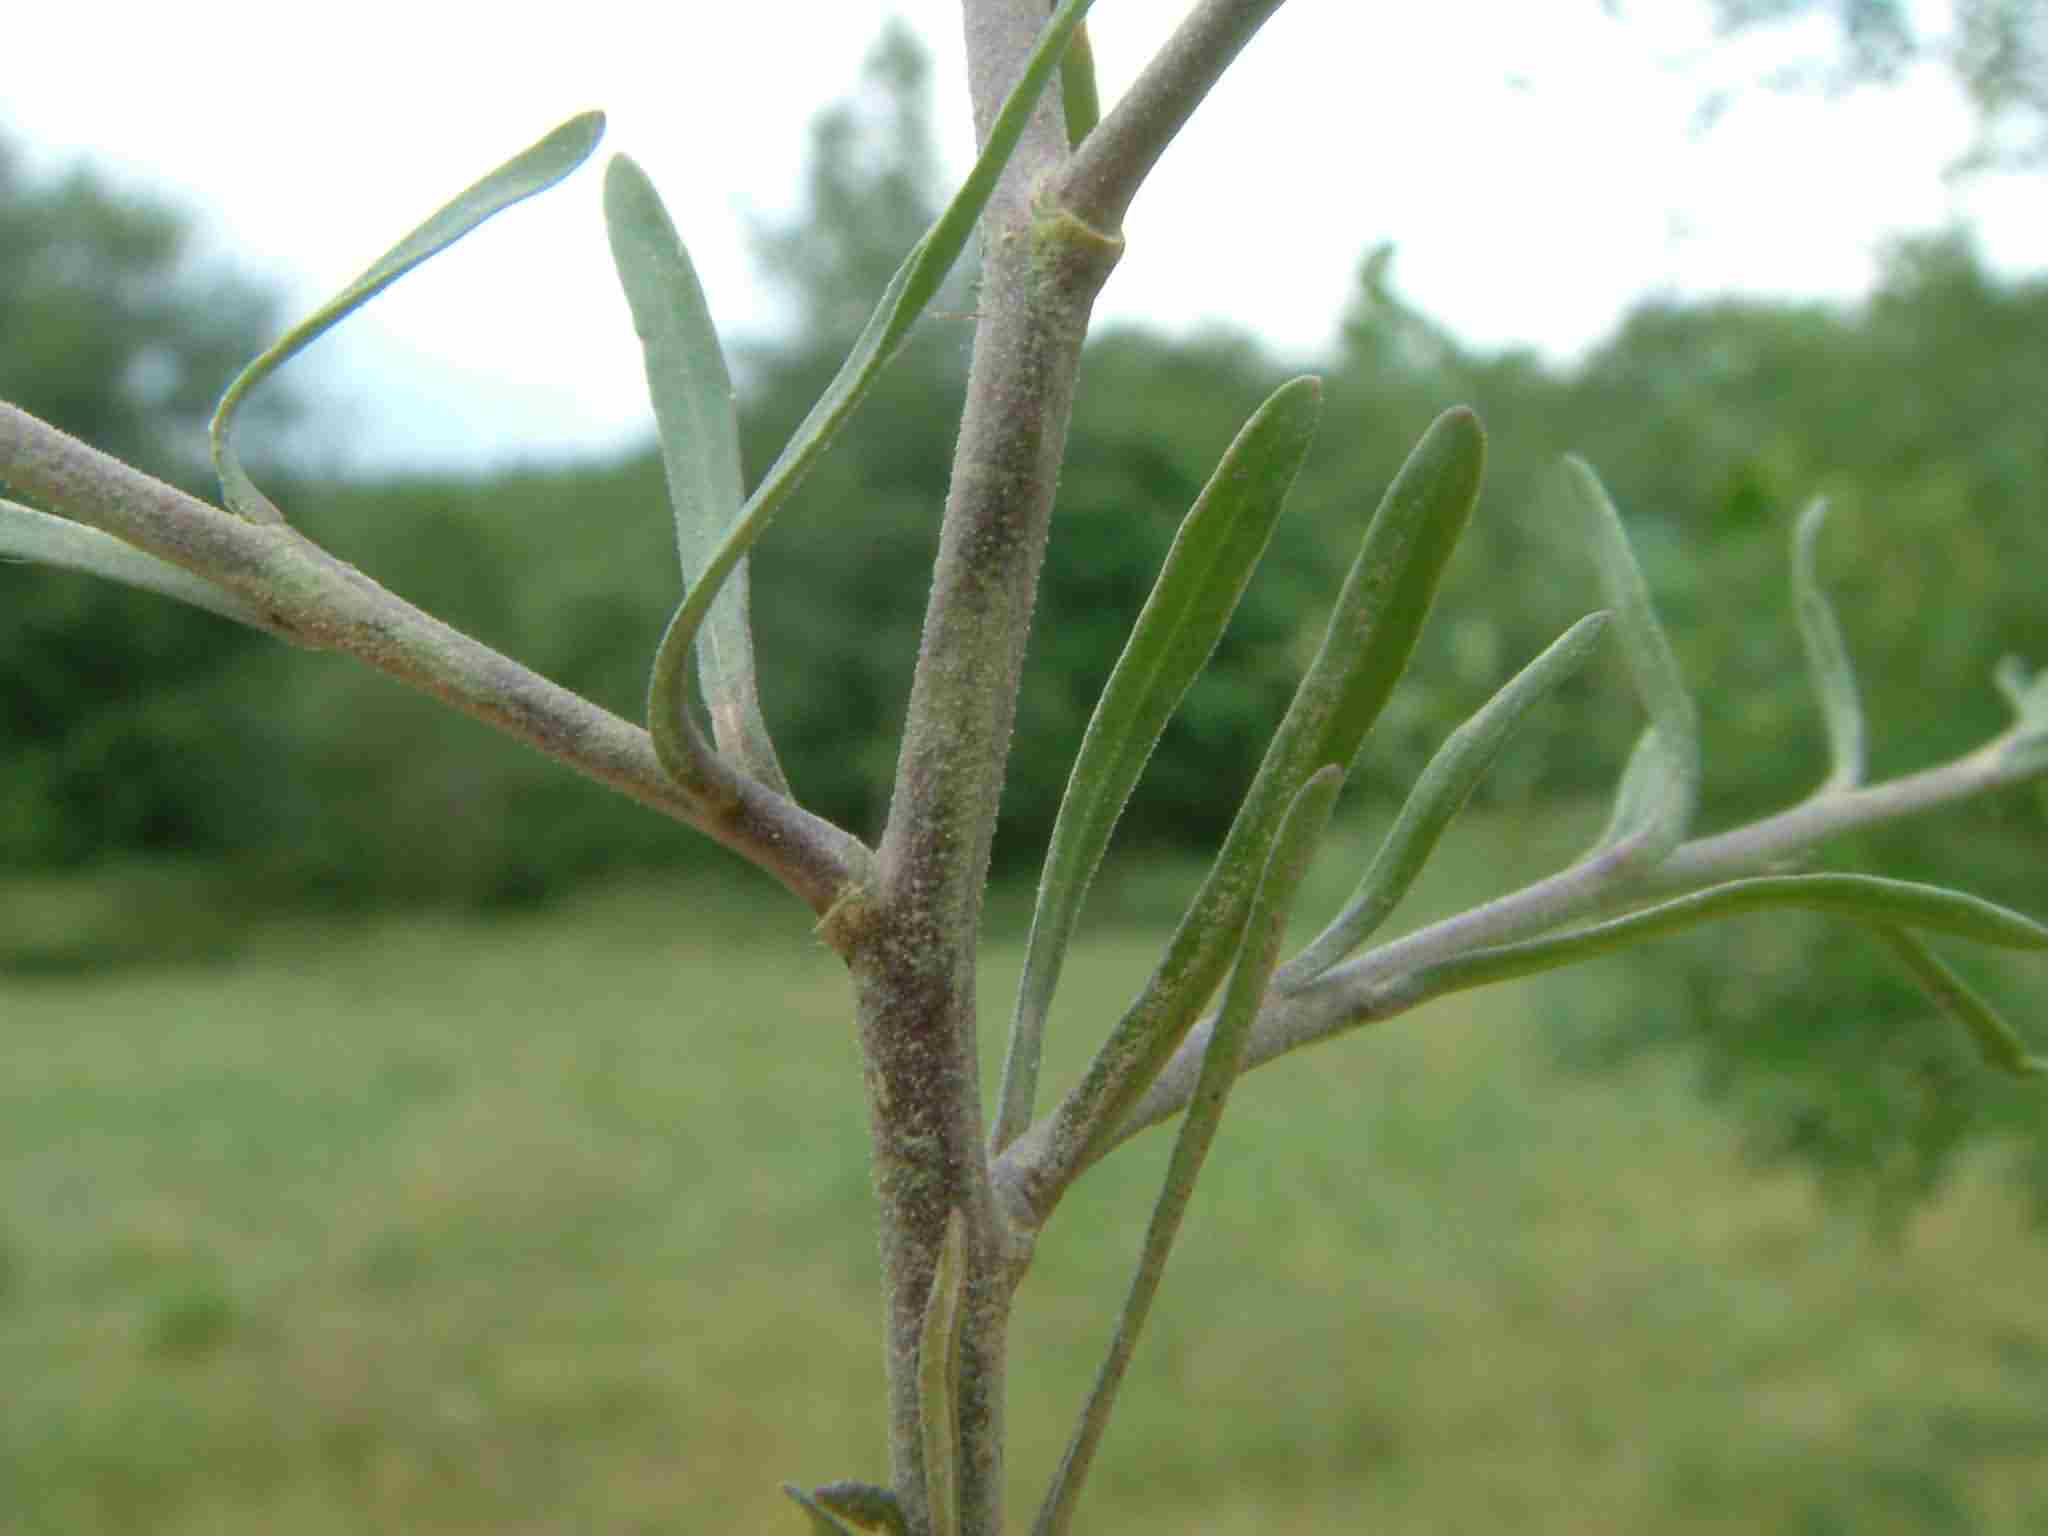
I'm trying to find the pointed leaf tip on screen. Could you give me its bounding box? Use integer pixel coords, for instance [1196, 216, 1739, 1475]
[783, 1485, 861, 1535]
[0, 500, 286, 636]
[1876, 925, 2048, 1080]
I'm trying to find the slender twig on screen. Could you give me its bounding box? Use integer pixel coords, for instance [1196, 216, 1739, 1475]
[0, 401, 869, 918]
[1054, 0, 1293, 233]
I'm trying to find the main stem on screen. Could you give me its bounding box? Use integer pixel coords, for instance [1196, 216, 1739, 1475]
[844, 4, 1120, 1532]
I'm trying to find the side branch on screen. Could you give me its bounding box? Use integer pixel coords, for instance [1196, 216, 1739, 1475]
[994, 731, 2045, 1219]
[1054, 0, 1293, 233]
[0, 402, 870, 919]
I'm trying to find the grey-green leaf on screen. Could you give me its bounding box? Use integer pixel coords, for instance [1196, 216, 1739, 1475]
[783, 1485, 862, 1535]
[1029, 409, 1482, 1189]
[1278, 611, 1611, 990]
[1412, 874, 2048, 1001]
[993, 377, 1322, 1152]
[1561, 456, 1699, 865]
[604, 153, 787, 795]
[210, 112, 605, 526]
[1791, 498, 1864, 791]
[0, 499, 291, 639]
[1874, 924, 2047, 1078]
[1033, 767, 1341, 1536]
[1045, 407, 1484, 1178]
[811, 1481, 908, 1536]
[918, 1209, 969, 1536]
[645, 0, 1100, 780]
[1059, 16, 1103, 147]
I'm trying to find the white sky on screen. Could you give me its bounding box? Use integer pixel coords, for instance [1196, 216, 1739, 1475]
[5, 1, 2035, 471]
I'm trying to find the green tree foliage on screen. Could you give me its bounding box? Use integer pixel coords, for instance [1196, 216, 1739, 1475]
[0, 136, 287, 866]
[1665, 0, 2048, 171]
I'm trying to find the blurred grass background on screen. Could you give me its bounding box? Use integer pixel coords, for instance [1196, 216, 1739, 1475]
[5, 807, 2045, 1534]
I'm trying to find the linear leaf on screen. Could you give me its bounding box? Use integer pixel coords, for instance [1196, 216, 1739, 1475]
[993, 377, 1322, 1152]
[0, 500, 285, 636]
[1792, 498, 1865, 791]
[1411, 874, 2048, 1000]
[604, 154, 787, 794]
[782, 1485, 861, 1535]
[1059, 17, 1103, 146]
[210, 113, 604, 526]
[810, 1481, 908, 1536]
[1874, 925, 2047, 1078]
[1040, 407, 1484, 1179]
[1561, 456, 1699, 864]
[918, 1209, 969, 1536]
[1277, 611, 1610, 990]
[1033, 768, 1342, 1536]
[645, 0, 1098, 788]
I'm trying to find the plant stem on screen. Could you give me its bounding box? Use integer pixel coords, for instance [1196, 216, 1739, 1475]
[0, 402, 867, 916]
[1055, 0, 1294, 232]
[848, 5, 1119, 1530]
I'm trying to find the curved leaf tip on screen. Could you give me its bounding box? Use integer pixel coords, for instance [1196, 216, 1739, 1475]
[1791, 496, 1865, 792]
[1561, 454, 1699, 863]
[210, 110, 606, 526]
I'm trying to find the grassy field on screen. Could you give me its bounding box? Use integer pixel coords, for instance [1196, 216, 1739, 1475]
[4, 808, 2046, 1534]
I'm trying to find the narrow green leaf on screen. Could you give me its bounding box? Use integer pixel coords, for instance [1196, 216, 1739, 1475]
[1034, 768, 1341, 1536]
[1791, 498, 1865, 791]
[1560, 457, 1699, 864]
[919, 1209, 969, 1536]
[646, 0, 1099, 788]
[604, 154, 787, 795]
[0, 500, 286, 636]
[1412, 874, 2048, 1001]
[1043, 407, 1484, 1177]
[783, 1485, 862, 1536]
[1874, 925, 2047, 1078]
[1059, 16, 1103, 147]
[210, 112, 605, 526]
[1277, 612, 1611, 990]
[810, 1481, 908, 1536]
[993, 377, 1322, 1152]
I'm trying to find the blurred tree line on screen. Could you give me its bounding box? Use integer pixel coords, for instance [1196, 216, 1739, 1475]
[3, 27, 2044, 1219]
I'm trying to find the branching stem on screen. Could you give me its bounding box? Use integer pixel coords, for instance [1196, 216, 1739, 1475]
[0, 402, 869, 918]
[996, 727, 2045, 1215]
